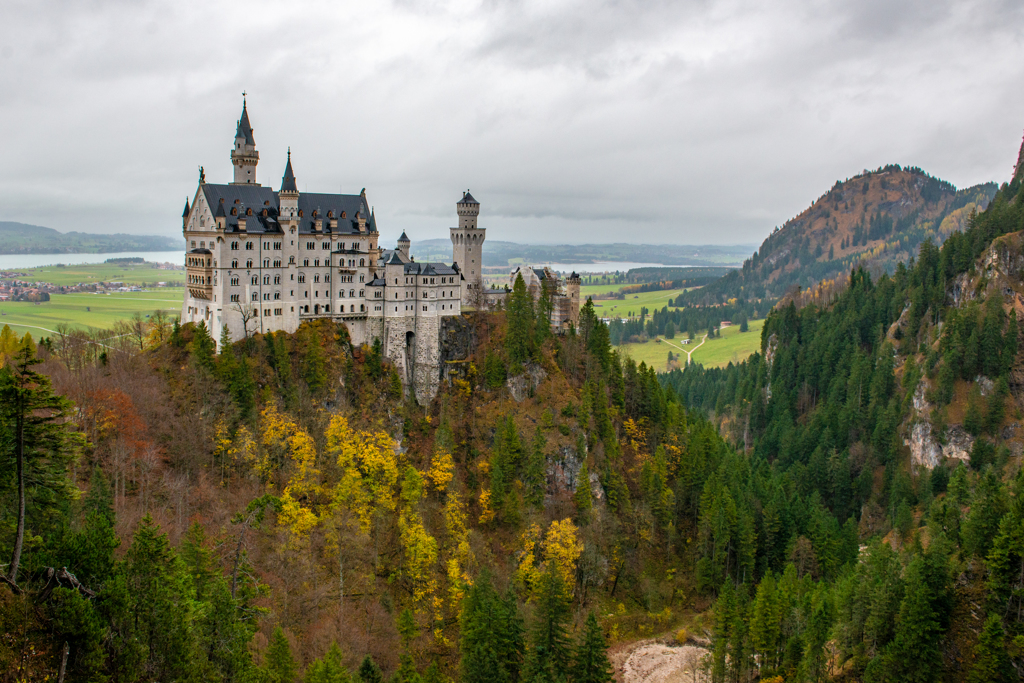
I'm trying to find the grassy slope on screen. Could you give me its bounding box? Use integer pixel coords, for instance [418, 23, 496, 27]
[0, 291, 182, 333]
[619, 318, 765, 371]
[586, 287, 689, 318]
[5, 262, 184, 287]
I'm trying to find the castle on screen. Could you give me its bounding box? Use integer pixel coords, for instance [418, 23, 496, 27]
[509, 265, 581, 331]
[182, 101, 581, 401]
[181, 100, 487, 402]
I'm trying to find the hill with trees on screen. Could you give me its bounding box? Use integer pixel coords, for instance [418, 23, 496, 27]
[679, 167, 997, 306]
[1, 141, 1022, 683]
[0, 221, 179, 254]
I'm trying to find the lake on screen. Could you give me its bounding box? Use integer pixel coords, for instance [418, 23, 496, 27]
[0, 251, 183, 270]
[535, 261, 675, 273]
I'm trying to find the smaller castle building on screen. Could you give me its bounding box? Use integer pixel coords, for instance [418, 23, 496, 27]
[510, 265, 581, 331]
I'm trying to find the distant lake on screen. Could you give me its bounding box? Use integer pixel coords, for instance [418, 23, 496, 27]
[536, 261, 673, 273]
[0, 251, 183, 270]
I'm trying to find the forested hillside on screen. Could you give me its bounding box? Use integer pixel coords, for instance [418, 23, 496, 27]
[681, 167, 997, 306]
[662, 143, 1024, 681]
[0, 221, 179, 254]
[0, 272, 747, 682]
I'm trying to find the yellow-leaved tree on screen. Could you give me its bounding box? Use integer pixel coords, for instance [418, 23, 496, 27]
[261, 404, 323, 540]
[326, 415, 400, 532]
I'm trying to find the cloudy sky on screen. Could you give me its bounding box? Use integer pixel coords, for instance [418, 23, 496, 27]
[2, 0, 1023, 247]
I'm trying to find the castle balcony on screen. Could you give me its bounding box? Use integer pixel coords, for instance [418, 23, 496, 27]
[186, 249, 213, 300]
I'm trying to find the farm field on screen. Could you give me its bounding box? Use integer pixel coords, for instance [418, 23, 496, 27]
[3, 261, 183, 287]
[0, 291, 182, 335]
[587, 287, 688, 319]
[618, 318, 765, 372]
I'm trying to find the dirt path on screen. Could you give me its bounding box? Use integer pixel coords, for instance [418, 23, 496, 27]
[684, 334, 708, 365]
[610, 638, 709, 683]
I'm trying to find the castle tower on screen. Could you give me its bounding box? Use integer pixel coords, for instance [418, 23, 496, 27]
[397, 231, 411, 260]
[230, 98, 260, 185]
[279, 149, 299, 215]
[450, 191, 485, 304]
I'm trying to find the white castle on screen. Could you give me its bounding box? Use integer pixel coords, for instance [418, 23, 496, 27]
[181, 100, 486, 401]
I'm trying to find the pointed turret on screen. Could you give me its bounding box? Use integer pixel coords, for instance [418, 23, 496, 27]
[182, 198, 190, 229]
[235, 99, 255, 146]
[281, 149, 298, 193]
[230, 97, 260, 185]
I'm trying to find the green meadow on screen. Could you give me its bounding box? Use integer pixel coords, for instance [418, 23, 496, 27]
[4, 262, 183, 287]
[585, 287, 689, 319]
[618, 318, 765, 372]
[0, 291, 182, 335]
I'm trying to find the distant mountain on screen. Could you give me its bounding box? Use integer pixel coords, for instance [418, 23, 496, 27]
[410, 239, 754, 269]
[680, 165, 997, 304]
[0, 221, 180, 254]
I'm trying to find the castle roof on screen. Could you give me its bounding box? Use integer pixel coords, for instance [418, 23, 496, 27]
[182, 198, 190, 217]
[398, 231, 410, 243]
[404, 262, 459, 276]
[199, 183, 376, 236]
[235, 100, 255, 145]
[280, 150, 297, 193]
[457, 190, 478, 205]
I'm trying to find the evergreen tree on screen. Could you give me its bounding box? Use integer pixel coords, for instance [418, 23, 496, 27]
[0, 334, 81, 583]
[358, 656, 384, 683]
[190, 320, 216, 369]
[569, 613, 613, 683]
[968, 614, 1014, 683]
[524, 426, 547, 508]
[524, 566, 572, 683]
[305, 643, 350, 683]
[459, 572, 524, 683]
[266, 626, 299, 683]
[301, 325, 327, 392]
[536, 281, 554, 347]
[506, 273, 536, 367]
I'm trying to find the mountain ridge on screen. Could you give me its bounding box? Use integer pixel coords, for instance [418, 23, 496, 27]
[0, 220, 180, 254]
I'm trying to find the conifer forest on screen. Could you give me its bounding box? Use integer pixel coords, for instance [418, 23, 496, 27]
[3, 156, 1024, 683]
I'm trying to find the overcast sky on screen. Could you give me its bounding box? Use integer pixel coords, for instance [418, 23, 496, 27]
[2, 0, 1023, 247]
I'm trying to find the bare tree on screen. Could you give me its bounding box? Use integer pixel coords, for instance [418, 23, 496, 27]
[150, 309, 171, 343]
[113, 312, 147, 351]
[231, 301, 259, 344]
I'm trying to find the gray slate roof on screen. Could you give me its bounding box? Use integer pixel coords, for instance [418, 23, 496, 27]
[200, 184, 377, 236]
[404, 262, 459, 276]
[236, 101, 255, 145]
[457, 191, 478, 205]
[280, 152, 297, 193]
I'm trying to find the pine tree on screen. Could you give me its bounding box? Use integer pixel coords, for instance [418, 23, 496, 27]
[301, 325, 327, 392]
[506, 273, 536, 368]
[459, 572, 524, 683]
[968, 614, 1014, 683]
[266, 627, 299, 683]
[0, 334, 81, 584]
[569, 613, 613, 683]
[304, 643, 350, 683]
[358, 656, 384, 683]
[525, 426, 547, 508]
[524, 566, 572, 683]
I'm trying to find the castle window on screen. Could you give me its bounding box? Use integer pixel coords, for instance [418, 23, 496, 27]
[230, 276, 239, 286]
[231, 242, 238, 250]
[191, 241, 196, 248]
[327, 210, 333, 218]
[274, 276, 281, 284]
[298, 210, 304, 217]
[274, 292, 280, 300]
[274, 242, 281, 249]
[359, 258, 365, 266]
[322, 242, 329, 250]
[339, 290, 343, 298]
[275, 308, 282, 315]
[359, 289, 364, 297]
[231, 208, 238, 216]
[251, 292, 258, 301]
[246, 208, 252, 216]
[359, 275, 365, 283]
[251, 276, 258, 285]
[274, 260, 281, 267]
[315, 259, 320, 267]
[246, 260, 252, 268]
[263, 259, 270, 267]
[306, 242, 314, 250]
[246, 242, 253, 250]
[325, 274, 330, 283]
[298, 274, 306, 283]
[230, 294, 239, 302]
[423, 305, 427, 312]
[341, 211, 346, 218]
[263, 293, 269, 300]
[263, 276, 270, 285]
[314, 275, 320, 283]
[360, 304, 365, 312]
[349, 289, 355, 297]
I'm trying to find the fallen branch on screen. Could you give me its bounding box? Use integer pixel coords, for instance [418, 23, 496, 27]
[0, 573, 22, 594]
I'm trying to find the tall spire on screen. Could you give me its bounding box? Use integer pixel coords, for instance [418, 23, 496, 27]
[182, 198, 190, 218]
[280, 148, 298, 194]
[230, 95, 260, 185]
[235, 97, 255, 146]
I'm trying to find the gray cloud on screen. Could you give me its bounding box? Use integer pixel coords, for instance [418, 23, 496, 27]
[1, 0, 1022, 247]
